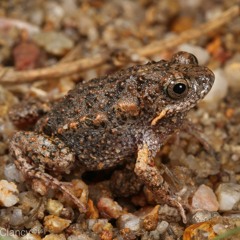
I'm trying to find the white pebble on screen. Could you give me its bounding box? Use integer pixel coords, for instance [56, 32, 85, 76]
[178, 44, 210, 65]
[179, 0, 202, 9]
[212, 224, 227, 235]
[4, 163, 22, 182]
[42, 233, 66, 240]
[224, 56, 240, 91]
[192, 184, 219, 211]
[117, 213, 140, 231]
[9, 208, 23, 225]
[68, 234, 93, 240]
[203, 69, 228, 104]
[215, 183, 240, 211]
[32, 31, 74, 56]
[149, 221, 169, 239]
[191, 210, 219, 223]
[0, 180, 19, 207]
[21, 233, 42, 240]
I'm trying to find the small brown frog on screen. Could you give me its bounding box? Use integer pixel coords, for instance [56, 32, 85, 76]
[9, 52, 214, 223]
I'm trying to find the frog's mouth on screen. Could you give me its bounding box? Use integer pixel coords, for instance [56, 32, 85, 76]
[150, 99, 196, 126]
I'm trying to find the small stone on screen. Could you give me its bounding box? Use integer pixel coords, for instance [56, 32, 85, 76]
[67, 234, 93, 240]
[44, 215, 71, 234]
[31, 178, 48, 196]
[0, 180, 19, 207]
[224, 57, 240, 91]
[21, 233, 42, 240]
[149, 220, 169, 239]
[9, 208, 23, 226]
[215, 183, 240, 211]
[192, 184, 219, 211]
[203, 69, 228, 104]
[117, 213, 141, 231]
[87, 219, 108, 233]
[97, 197, 123, 219]
[142, 205, 160, 231]
[42, 233, 66, 240]
[13, 40, 43, 70]
[191, 210, 220, 224]
[47, 199, 64, 216]
[44, 2, 65, 28]
[32, 31, 74, 56]
[4, 163, 22, 183]
[71, 179, 89, 206]
[212, 223, 227, 235]
[86, 199, 99, 219]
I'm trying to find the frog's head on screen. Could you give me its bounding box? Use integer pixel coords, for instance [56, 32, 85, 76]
[151, 51, 215, 126]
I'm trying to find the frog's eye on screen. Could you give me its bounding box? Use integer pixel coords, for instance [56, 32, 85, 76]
[166, 79, 189, 99]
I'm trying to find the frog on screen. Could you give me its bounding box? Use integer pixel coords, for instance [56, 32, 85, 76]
[9, 51, 214, 223]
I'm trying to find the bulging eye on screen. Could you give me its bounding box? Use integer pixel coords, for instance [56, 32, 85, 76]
[166, 79, 189, 99]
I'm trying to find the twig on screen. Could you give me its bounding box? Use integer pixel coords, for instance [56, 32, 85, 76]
[0, 5, 239, 84]
[0, 17, 40, 34]
[0, 54, 108, 83]
[136, 5, 240, 57]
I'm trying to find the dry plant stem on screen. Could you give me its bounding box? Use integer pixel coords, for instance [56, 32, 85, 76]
[0, 5, 239, 84]
[59, 44, 83, 63]
[0, 54, 108, 84]
[136, 5, 240, 57]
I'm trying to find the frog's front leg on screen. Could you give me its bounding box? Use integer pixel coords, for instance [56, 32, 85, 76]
[134, 143, 187, 223]
[9, 131, 86, 213]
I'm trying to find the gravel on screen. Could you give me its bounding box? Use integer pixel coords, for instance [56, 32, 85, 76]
[215, 183, 240, 211]
[0, 1, 239, 239]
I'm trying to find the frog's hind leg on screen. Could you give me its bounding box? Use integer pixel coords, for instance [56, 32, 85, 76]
[134, 144, 187, 223]
[9, 131, 86, 213]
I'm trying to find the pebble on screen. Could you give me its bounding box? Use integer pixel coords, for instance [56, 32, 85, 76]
[0, 180, 19, 207]
[13, 40, 42, 70]
[97, 197, 123, 219]
[212, 223, 227, 236]
[179, 0, 202, 9]
[42, 233, 66, 240]
[71, 179, 89, 206]
[44, 2, 65, 29]
[142, 205, 160, 231]
[46, 199, 64, 216]
[9, 208, 23, 226]
[192, 184, 219, 211]
[21, 233, 42, 240]
[203, 68, 228, 104]
[224, 55, 240, 91]
[67, 234, 93, 240]
[4, 163, 22, 183]
[87, 219, 108, 233]
[215, 183, 240, 211]
[190, 210, 220, 224]
[178, 44, 210, 65]
[117, 213, 141, 231]
[149, 221, 169, 239]
[32, 31, 74, 56]
[44, 215, 71, 234]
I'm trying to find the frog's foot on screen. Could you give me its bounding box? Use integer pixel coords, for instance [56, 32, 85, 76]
[134, 144, 187, 223]
[9, 131, 87, 213]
